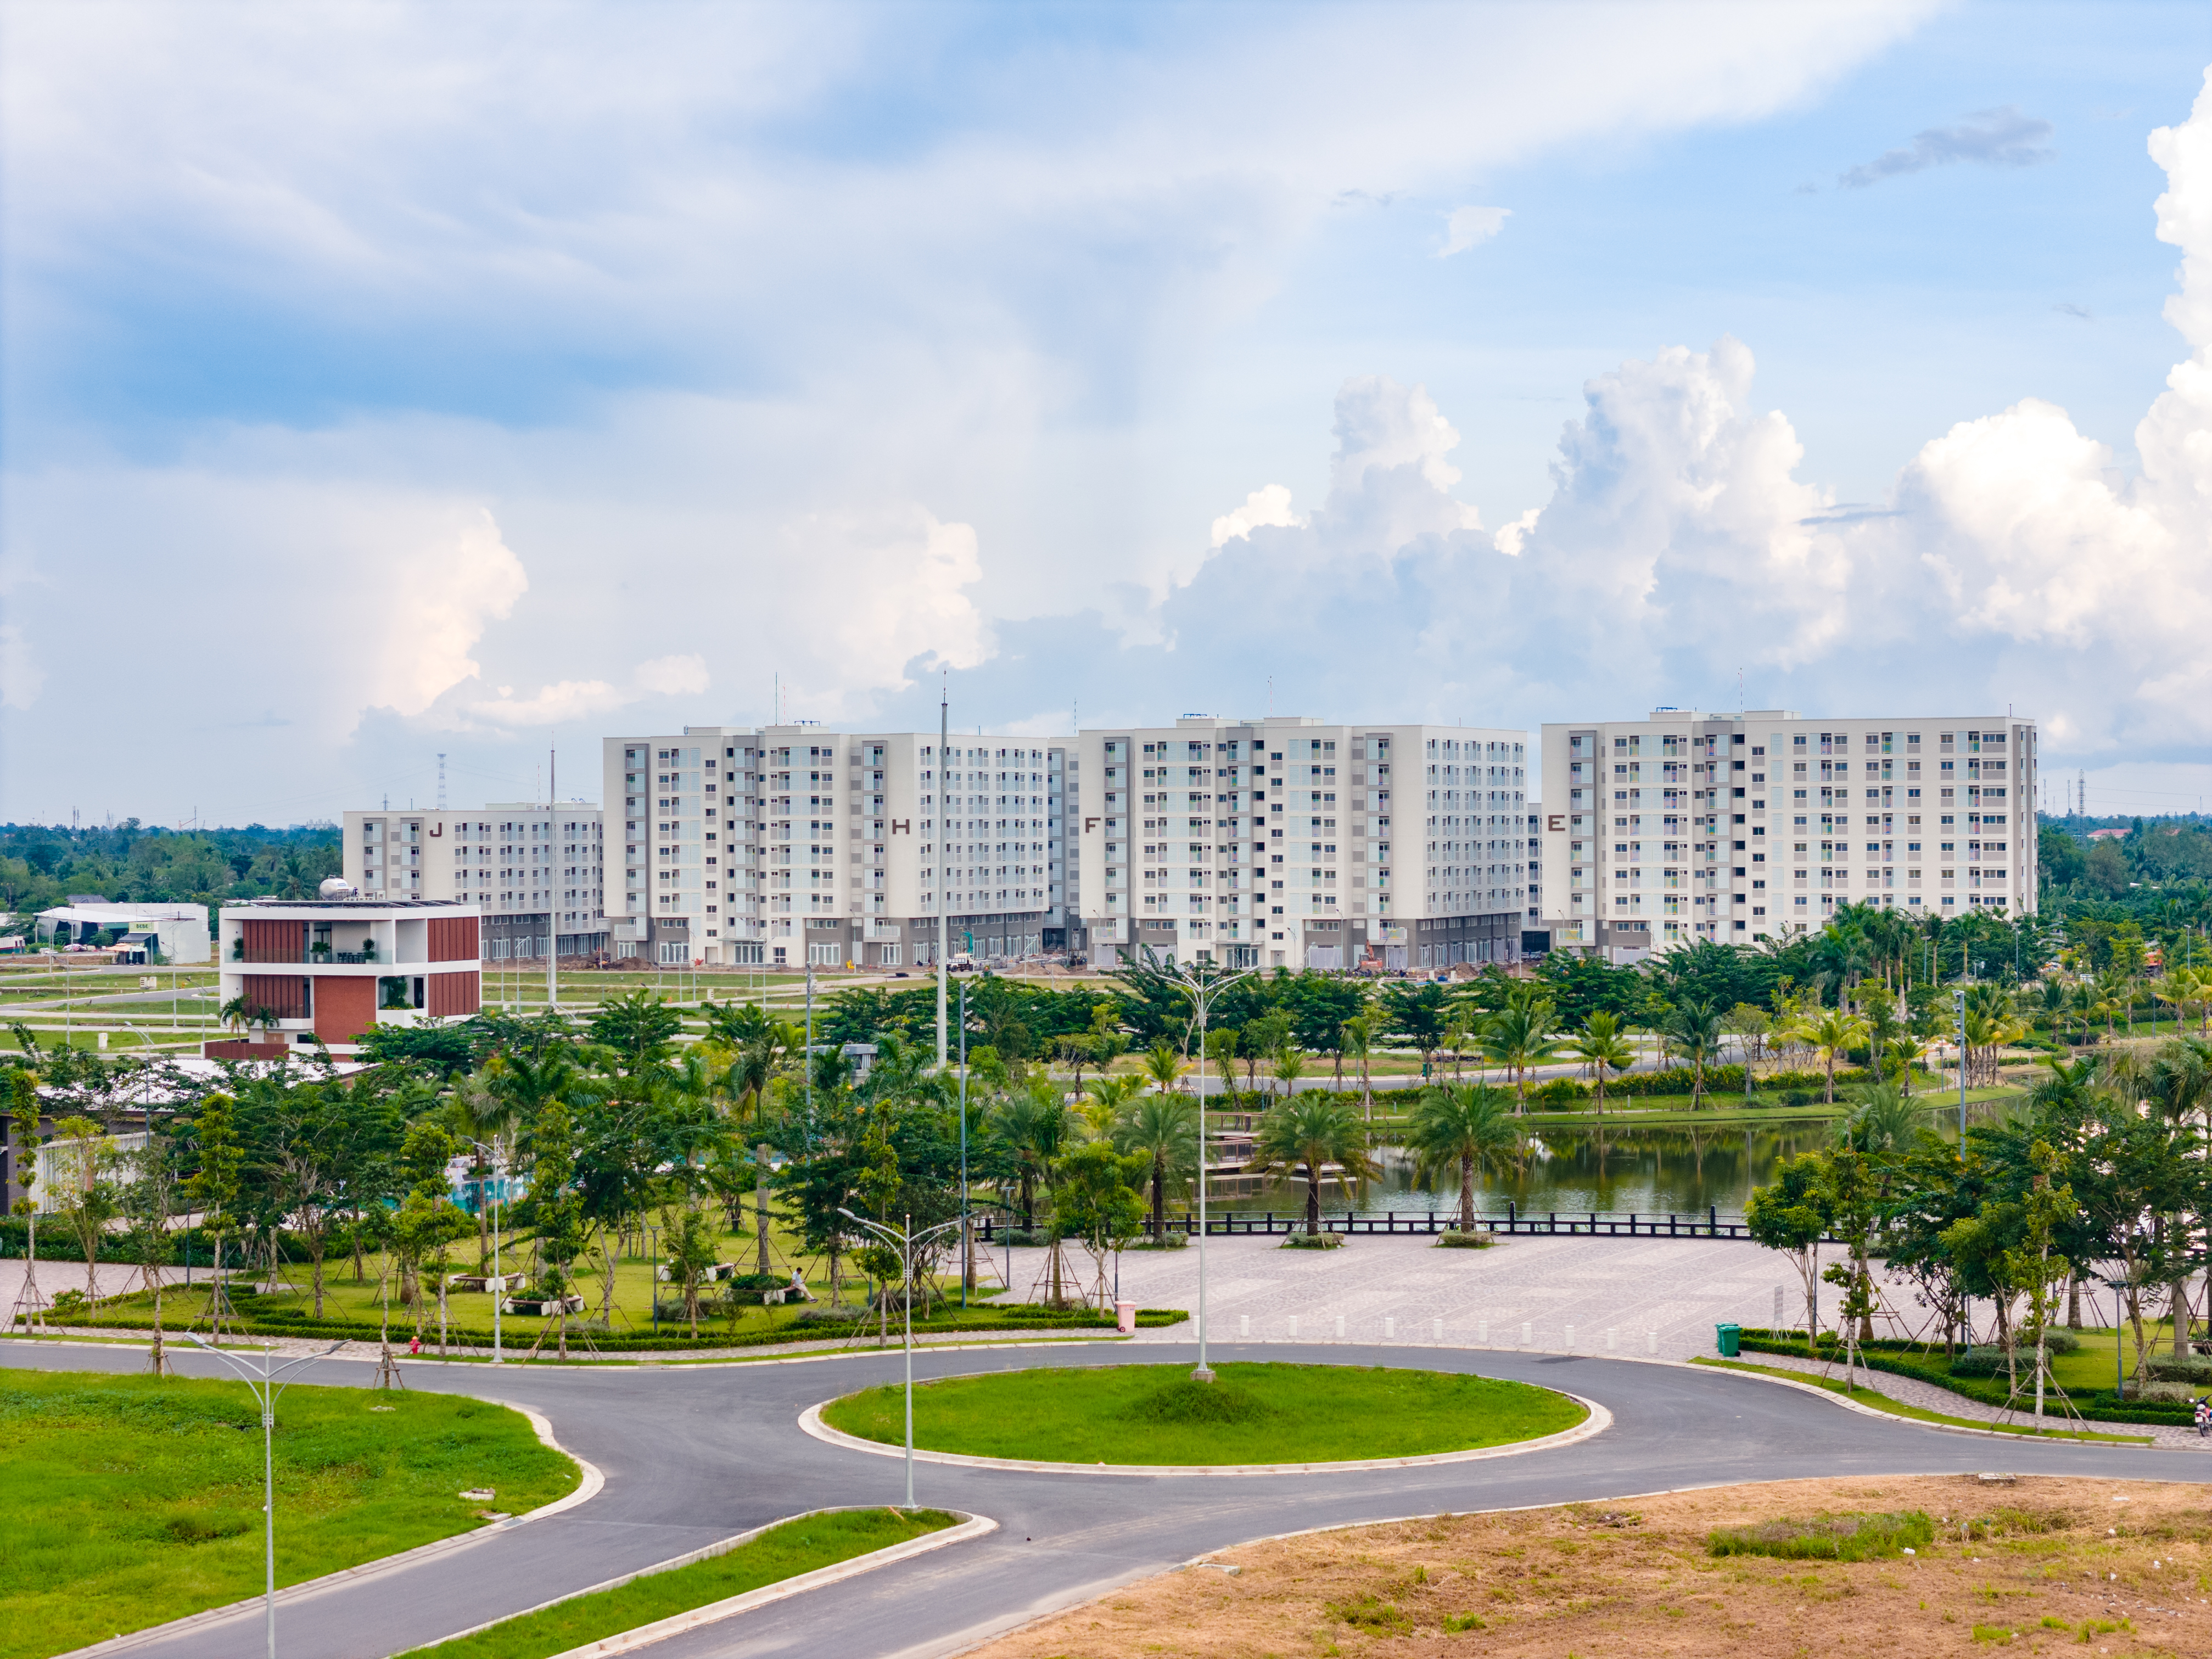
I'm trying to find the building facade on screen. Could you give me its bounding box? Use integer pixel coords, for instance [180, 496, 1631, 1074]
[341, 806, 607, 961]
[211, 896, 481, 1056]
[1069, 716, 1530, 971]
[1537, 710, 2037, 960]
[602, 726, 1070, 968]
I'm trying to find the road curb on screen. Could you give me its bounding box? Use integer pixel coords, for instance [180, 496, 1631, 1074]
[797, 1381, 1609, 1477]
[51, 1399, 605, 1659]
[1687, 1358, 2185, 1448]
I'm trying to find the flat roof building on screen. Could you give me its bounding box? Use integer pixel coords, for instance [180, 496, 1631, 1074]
[211, 897, 480, 1057]
[1538, 709, 2037, 961]
[341, 806, 606, 962]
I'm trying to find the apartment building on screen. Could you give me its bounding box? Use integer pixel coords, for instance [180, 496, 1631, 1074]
[602, 726, 1069, 968]
[1070, 716, 1529, 972]
[341, 806, 608, 961]
[1538, 710, 2037, 960]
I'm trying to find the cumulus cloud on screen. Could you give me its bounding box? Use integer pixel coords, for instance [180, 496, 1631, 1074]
[1437, 205, 1510, 256]
[1210, 484, 1301, 547]
[1839, 105, 2055, 188]
[384, 509, 529, 718]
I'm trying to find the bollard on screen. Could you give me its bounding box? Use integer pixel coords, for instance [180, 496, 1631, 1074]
[1647, 1329, 1657, 1355]
[1478, 1319, 1489, 1344]
[1433, 1316, 1444, 1342]
[1521, 1320, 1533, 1346]
[1287, 1314, 1298, 1338]
[1239, 1314, 1251, 1338]
[1606, 1327, 1618, 1352]
[1564, 1324, 1575, 1351]
[1335, 1314, 1347, 1340]
[1384, 1315, 1396, 1341]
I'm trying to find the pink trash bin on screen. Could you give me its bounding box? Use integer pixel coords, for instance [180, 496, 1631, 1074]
[1115, 1298, 1136, 1334]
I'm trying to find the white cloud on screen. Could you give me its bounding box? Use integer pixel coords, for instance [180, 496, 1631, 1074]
[384, 509, 529, 718]
[1210, 484, 1301, 547]
[633, 653, 710, 697]
[1438, 205, 1510, 256]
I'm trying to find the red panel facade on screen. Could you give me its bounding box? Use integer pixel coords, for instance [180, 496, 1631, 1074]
[427, 970, 480, 1018]
[240, 919, 304, 963]
[428, 915, 479, 962]
[239, 974, 307, 1020]
[312, 974, 378, 1044]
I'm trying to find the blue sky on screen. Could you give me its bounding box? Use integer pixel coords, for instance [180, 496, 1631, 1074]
[5, 1, 2212, 824]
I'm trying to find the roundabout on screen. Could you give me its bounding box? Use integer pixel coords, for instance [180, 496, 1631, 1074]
[7, 1337, 2208, 1659]
[802, 1361, 1604, 1475]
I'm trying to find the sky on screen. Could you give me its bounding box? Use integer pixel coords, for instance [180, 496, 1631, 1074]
[5, 0, 2212, 825]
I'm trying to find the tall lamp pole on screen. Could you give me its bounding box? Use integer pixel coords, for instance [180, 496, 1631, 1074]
[1169, 959, 1254, 1383]
[466, 1137, 504, 1364]
[837, 1208, 964, 1508]
[937, 685, 949, 1070]
[183, 1335, 345, 1659]
[957, 979, 970, 1307]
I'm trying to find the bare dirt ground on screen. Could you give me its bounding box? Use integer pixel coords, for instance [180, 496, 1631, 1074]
[967, 1475, 2212, 1658]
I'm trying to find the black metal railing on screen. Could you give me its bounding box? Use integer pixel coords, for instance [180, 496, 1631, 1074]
[974, 1204, 1767, 1241]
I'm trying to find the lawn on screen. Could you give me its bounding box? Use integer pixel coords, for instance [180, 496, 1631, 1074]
[819, 1361, 1585, 1465]
[0, 1370, 579, 1659]
[406, 1507, 956, 1659]
[1689, 1358, 2152, 1443]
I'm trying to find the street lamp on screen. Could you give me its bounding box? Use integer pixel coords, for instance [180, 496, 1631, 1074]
[836, 1208, 964, 1508]
[1167, 959, 1255, 1384]
[463, 1137, 505, 1364]
[183, 1335, 346, 1659]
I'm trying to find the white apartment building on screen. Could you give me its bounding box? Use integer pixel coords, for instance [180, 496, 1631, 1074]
[341, 806, 608, 961]
[1071, 716, 1530, 972]
[602, 726, 1070, 969]
[1538, 710, 2037, 960]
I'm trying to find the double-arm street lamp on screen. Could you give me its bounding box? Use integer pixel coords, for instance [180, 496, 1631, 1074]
[183, 1335, 347, 1659]
[1169, 960, 1255, 1384]
[836, 1207, 964, 1508]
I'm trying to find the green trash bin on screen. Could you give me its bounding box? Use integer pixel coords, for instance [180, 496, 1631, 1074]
[1715, 1322, 1741, 1358]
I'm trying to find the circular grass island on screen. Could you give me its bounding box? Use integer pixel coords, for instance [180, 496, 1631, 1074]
[816, 1363, 1587, 1467]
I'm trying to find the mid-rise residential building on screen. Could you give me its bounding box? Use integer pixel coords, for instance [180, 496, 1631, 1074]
[209, 896, 481, 1056]
[602, 726, 1069, 968]
[341, 806, 607, 961]
[1538, 709, 2037, 960]
[1524, 803, 1544, 950]
[1069, 715, 1529, 971]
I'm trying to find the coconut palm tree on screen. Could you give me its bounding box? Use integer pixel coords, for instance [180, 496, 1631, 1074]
[1791, 1007, 1866, 1105]
[1112, 1090, 1199, 1235]
[1405, 1083, 1520, 1232]
[1831, 1079, 1926, 1158]
[1564, 1010, 1634, 1122]
[1340, 1013, 1378, 1123]
[1479, 1000, 1561, 1115]
[1659, 998, 1727, 1109]
[1248, 1091, 1378, 1236]
[1141, 1040, 1188, 1094]
[1080, 1074, 1143, 1139]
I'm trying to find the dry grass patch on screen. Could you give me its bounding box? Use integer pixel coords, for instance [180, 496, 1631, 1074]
[970, 1476, 2212, 1658]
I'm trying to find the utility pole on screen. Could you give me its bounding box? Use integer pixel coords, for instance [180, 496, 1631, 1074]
[547, 746, 557, 1013]
[937, 680, 949, 1071]
[1174, 959, 1255, 1383]
[958, 979, 971, 1304]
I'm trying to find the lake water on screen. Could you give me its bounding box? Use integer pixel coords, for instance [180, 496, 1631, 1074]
[1201, 1123, 1838, 1222]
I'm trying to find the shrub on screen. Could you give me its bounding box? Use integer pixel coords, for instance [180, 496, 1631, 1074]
[1281, 1234, 1345, 1250]
[792, 1304, 868, 1326]
[1131, 1232, 1189, 1251]
[1708, 1510, 1933, 1562]
[2146, 1355, 2212, 1385]
[1436, 1231, 1496, 1249]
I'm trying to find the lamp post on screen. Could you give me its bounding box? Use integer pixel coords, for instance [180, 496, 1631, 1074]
[183, 1335, 346, 1659]
[1168, 959, 1255, 1383]
[464, 1137, 504, 1364]
[836, 1208, 964, 1509]
[957, 979, 969, 1308]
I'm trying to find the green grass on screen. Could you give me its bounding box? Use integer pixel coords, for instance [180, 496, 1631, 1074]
[1690, 1358, 2153, 1443]
[0, 1370, 579, 1659]
[405, 1507, 955, 1659]
[1708, 1509, 1934, 1562]
[820, 1361, 1586, 1465]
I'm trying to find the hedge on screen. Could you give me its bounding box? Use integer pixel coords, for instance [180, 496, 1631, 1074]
[1524, 1065, 1873, 1106]
[0, 1219, 313, 1265]
[1733, 1329, 2192, 1426]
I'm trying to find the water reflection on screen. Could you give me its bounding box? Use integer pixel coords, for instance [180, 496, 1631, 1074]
[1205, 1123, 1836, 1221]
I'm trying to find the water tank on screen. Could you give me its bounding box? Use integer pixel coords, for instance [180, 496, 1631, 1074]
[318, 878, 360, 900]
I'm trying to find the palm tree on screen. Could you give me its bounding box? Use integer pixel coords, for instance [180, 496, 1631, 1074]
[1141, 1041, 1188, 1094]
[1112, 1091, 1199, 1235]
[1479, 1000, 1561, 1116]
[1272, 1048, 1307, 1096]
[1340, 1013, 1377, 1123]
[1832, 1079, 1925, 1157]
[1248, 1091, 1377, 1235]
[1659, 998, 1727, 1109]
[219, 996, 252, 1036]
[1564, 1011, 1634, 1122]
[1791, 1008, 1867, 1105]
[1081, 1074, 1142, 1139]
[1405, 1083, 1520, 1232]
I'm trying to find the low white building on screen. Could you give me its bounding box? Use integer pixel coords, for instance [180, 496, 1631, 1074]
[33, 903, 210, 963]
[213, 896, 482, 1055]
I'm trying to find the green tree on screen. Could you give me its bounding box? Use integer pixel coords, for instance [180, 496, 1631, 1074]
[47, 1114, 118, 1308]
[1479, 1000, 1561, 1115]
[1744, 1153, 1833, 1356]
[182, 1094, 242, 1339]
[1657, 998, 1726, 1109]
[1404, 1083, 1520, 1233]
[1249, 1092, 1378, 1236]
[1050, 1139, 1148, 1307]
[1563, 1011, 1633, 1121]
[1111, 1091, 1197, 1234]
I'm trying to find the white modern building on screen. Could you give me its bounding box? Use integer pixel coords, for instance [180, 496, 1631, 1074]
[1537, 710, 2037, 959]
[212, 896, 481, 1056]
[341, 806, 607, 961]
[1070, 715, 1530, 971]
[33, 903, 210, 962]
[602, 727, 1069, 968]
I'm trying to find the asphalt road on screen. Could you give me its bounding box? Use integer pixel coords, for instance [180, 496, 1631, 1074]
[10, 1338, 2208, 1659]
